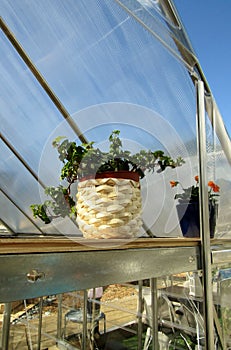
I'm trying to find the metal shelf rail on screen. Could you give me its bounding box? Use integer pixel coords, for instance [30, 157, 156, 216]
[0, 237, 231, 349]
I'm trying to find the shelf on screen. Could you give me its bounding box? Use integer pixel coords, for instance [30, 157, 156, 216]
[0, 237, 200, 254]
[0, 238, 231, 302]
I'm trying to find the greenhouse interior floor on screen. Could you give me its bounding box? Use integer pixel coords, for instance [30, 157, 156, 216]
[2, 273, 231, 349]
[0, 284, 140, 349]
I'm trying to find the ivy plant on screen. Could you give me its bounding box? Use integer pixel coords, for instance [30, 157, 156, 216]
[31, 130, 184, 224]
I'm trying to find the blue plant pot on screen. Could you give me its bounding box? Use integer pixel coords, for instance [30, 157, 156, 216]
[176, 201, 218, 238]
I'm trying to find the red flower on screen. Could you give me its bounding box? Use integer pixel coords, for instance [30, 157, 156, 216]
[170, 181, 178, 188]
[170, 177, 220, 203]
[208, 181, 220, 193]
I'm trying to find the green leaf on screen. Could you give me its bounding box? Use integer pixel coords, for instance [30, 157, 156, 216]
[31, 129, 185, 225]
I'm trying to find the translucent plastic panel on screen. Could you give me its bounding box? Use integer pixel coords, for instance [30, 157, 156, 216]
[2, 1, 200, 235]
[207, 133, 231, 238]
[215, 154, 231, 238]
[220, 277, 231, 346]
[0, 0, 200, 237]
[115, 0, 195, 60]
[0, 30, 72, 178]
[0, 0, 196, 121]
[0, 218, 13, 235]
[0, 139, 45, 234]
[38, 106, 200, 238]
[0, 191, 40, 235]
[0, 139, 79, 235]
[1, 0, 229, 238]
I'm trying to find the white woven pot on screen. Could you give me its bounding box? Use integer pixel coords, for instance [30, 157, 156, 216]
[76, 172, 142, 239]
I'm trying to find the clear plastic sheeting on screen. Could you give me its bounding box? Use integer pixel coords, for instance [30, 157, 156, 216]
[0, 0, 230, 238]
[204, 100, 231, 238]
[114, 0, 197, 68]
[0, 219, 13, 235]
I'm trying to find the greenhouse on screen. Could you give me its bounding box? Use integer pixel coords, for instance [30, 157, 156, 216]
[0, 0, 231, 349]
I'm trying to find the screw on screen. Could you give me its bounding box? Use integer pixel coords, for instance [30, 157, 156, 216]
[27, 269, 45, 283]
[189, 256, 195, 263]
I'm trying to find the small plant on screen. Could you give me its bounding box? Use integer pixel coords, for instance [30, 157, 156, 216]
[31, 130, 184, 224]
[170, 175, 220, 204]
[30, 186, 76, 224]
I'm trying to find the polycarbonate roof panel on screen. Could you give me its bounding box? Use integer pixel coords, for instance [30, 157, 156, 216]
[204, 110, 231, 238]
[115, 0, 195, 61]
[0, 0, 196, 119]
[0, 219, 13, 235]
[0, 29, 72, 176]
[0, 0, 230, 238]
[0, 139, 51, 234]
[0, 191, 40, 235]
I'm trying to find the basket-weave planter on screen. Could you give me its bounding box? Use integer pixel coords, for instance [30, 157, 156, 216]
[76, 171, 142, 239]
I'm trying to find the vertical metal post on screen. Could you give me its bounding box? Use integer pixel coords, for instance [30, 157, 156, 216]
[37, 297, 43, 350]
[137, 280, 143, 350]
[150, 278, 159, 350]
[82, 289, 88, 350]
[90, 289, 96, 350]
[1, 302, 12, 350]
[196, 80, 214, 350]
[57, 294, 63, 339]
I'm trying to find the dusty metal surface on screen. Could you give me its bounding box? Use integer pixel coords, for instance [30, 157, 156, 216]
[212, 249, 231, 265]
[0, 238, 230, 303]
[0, 245, 200, 302]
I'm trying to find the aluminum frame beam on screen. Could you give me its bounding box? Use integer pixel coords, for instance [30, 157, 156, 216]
[0, 246, 200, 302]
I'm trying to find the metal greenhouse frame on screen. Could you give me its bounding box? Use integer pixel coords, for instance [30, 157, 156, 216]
[0, 0, 231, 349]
